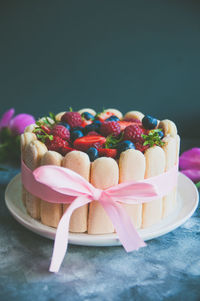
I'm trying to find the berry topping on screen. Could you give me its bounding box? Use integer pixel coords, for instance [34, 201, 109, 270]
[40, 125, 51, 134]
[73, 135, 106, 151]
[117, 140, 135, 157]
[98, 148, 117, 158]
[71, 126, 84, 133]
[96, 111, 114, 122]
[81, 112, 94, 120]
[106, 115, 120, 121]
[84, 123, 100, 134]
[142, 129, 165, 147]
[142, 115, 158, 130]
[123, 124, 145, 143]
[134, 141, 149, 153]
[100, 121, 121, 137]
[61, 112, 82, 128]
[118, 121, 135, 131]
[70, 130, 84, 142]
[58, 121, 71, 131]
[86, 147, 99, 162]
[46, 136, 68, 152]
[51, 125, 70, 141]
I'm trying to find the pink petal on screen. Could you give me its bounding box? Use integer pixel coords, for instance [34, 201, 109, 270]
[179, 148, 200, 170]
[0, 108, 15, 129]
[180, 169, 200, 183]
[10, 113, 35, 135]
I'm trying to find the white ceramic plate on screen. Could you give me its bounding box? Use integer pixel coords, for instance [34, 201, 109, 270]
[5, 173, 199, 247]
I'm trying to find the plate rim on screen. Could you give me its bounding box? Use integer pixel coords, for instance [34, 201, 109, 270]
[5, 172, 199, 246]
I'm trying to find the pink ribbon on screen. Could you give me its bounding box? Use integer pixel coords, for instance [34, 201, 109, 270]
[21, 160, 178, 273]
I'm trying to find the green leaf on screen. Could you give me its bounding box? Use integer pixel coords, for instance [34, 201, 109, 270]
[105, 133, 124, 149]
[196, 181, 200, 189]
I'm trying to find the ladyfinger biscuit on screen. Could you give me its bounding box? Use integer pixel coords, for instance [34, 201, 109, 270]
[24, 140, 47, 219]
[119, 149, 146, 229]
[78, 108, 96, 116]
[142, 146, 166, 228]
[162, 136, 177, 218]
[21, 132, 37, 206]
[88, 157, 119, 234]
[24, 124, 37, 133]
[40, 151, 63, 228]
[158, 119, 177, 137]
[104, 108, 123, 120]
[62, 151, 90, 233]
[124, 111, 144, 121]
[55, 112, 66, 121]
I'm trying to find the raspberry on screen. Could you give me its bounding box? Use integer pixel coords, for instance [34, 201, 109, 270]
[86, 131, 101, 136]
[135, 141, 149, 153]
[51, 125, 70, 141]
[61, 112, 82, 128]
[46, 136, 68, 152]
[100, 121, 121, 137]
[123, 124, 145, 143]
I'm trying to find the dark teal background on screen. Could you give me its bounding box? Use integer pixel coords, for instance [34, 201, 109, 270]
[0, 0, 200, 137]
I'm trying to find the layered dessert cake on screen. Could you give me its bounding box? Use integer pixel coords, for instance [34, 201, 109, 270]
[21, 108, 180, 234]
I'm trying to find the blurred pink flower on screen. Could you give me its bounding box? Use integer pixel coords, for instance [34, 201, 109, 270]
[179, 148, 200, 183]
[0, 108, 35, 135]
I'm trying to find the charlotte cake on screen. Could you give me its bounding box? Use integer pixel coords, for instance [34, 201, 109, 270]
[21, 108, 180, 233]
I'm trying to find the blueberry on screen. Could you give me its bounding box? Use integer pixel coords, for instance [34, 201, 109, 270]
[158, 130, 164, 139]
[71, 130, 84, 142]
[71, 126, 84, 133]
[58, 122, 71, 131]
[93, 120, 102, 127]
[86, 147, 99, 162]
[84, 123, 100, 134]
[81, 112, 94, 120]
[142, 115, 158, 130]
[106, 115, 120, 121]
[117, 140, 135, 157]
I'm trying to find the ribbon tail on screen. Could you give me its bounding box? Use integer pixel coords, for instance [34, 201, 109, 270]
[49, 196, 91, 273]
[100, 197, 146, 252]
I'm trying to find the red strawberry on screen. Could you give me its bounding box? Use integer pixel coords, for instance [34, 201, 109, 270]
[45, 136, 69, 152]
[81, 119, 92, 127]
[73, 135, 106, 151]
[118, 121, 135, 131]
[135, 141, 149, 153]
[98, 148, 117, 158]
[100, 121, 121, 137]
[86, 131, 101, 136]
[61, 112, 82, 128]
[96, 111, 114, 122]
[123, 124, 145, 143]
[60, 146, 76, 156]
[51, 125, 70, 141]
[41, 125, 51, 134]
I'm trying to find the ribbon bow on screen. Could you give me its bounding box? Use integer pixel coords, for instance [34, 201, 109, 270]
[21, 161, 178, 273]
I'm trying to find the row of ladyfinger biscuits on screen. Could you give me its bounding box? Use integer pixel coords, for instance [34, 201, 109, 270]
[21, 110, 180, 234]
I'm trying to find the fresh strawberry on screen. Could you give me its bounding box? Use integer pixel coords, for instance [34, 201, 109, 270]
[61, 112, 82, 128]
[98, 148, 117, 158]
[96, 111, 114, 122]
[81, 119, 92, 127]
[100, 121, 121, 137]
[60, 146, 76, 156]
[118, 121, 135, 131]
[86, 131, 101, 136]
[45, 136, 69, 152]
[41, 125, 51, 134]
[135, 141, 149, 153]
[73, 135, 106, 151]
[123, 124, 145, 143]
[51, 125, 70, 141]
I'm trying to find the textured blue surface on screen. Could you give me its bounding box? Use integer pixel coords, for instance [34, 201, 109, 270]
[0, 141, 200, 301]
